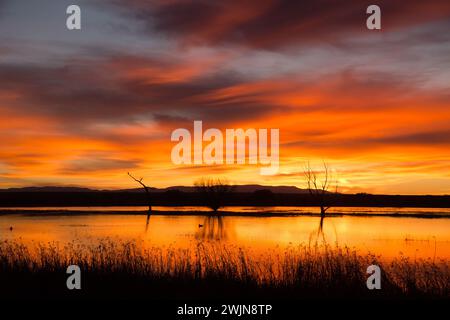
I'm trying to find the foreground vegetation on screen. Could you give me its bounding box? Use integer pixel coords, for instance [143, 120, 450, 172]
[0, 239, 448, 300]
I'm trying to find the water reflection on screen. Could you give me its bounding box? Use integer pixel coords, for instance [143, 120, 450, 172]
[0, 213, 449, 260]
[309, 215, 327, 245]
[195, 216, 228, 241]
[3, 206, 449, 216]
[318, 215, 324, 234]
[145, 214, 151, 233]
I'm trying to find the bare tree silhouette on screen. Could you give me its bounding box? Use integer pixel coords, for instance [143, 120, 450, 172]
[194, 178, 234, 213]
[304, 162, 338, 232]
[128, 172, 152, 231]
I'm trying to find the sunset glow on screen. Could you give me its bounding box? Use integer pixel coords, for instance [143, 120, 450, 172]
[1, 0, 450, 194]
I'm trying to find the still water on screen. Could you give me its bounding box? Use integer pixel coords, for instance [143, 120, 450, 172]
[1, 206, 449, 260]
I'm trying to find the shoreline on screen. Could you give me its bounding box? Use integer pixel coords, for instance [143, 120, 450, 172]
[0, 209, 449, 218]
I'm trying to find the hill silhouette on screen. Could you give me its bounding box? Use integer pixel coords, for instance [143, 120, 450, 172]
[0, 185, 449, 208]
[0, 184, 310, 194]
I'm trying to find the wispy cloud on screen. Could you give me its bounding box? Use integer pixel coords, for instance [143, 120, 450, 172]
[0, 0, 449, 193]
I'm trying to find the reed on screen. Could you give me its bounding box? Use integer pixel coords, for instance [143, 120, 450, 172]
[0, 239, 448, 299]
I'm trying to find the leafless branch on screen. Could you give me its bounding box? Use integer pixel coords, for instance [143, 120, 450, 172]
[195, 178, 234, 213]
[303, 162, 338, 217]
[128, 172, 152, 214]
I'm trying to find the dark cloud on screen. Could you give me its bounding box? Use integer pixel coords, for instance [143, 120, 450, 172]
[1, 51, 447, 141]
[374, 130, 450, 145]
[59, 156, 141, 174]
[152, 113, 191, 125]
[284, 129, 450, 150]
[0, 54, 277, 128]
[0, 62, 141, 120]
[113, 0, 450, 49]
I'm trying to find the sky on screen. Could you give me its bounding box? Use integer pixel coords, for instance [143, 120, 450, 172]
[0, 0, 449, 194]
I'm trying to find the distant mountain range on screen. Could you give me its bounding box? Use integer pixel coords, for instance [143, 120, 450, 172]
[2, 186, 450, 208]
[0, 185, 311, 194]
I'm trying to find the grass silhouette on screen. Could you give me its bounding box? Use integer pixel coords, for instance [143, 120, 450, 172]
[0, 239, 448, 299]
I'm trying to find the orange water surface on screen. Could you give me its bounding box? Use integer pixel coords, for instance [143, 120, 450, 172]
[1, 207, 449, 260]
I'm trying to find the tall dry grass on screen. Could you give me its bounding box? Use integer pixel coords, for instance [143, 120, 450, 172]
[0, 239, 448, 299]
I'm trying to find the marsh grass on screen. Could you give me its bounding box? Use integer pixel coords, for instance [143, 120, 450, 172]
[0, 239, 448, 299]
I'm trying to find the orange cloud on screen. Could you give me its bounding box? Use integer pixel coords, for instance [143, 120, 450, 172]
[1, 1, 449, 193]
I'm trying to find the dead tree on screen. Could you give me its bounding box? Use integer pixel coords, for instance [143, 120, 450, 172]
[128, 172, 152, 230]
[194, 178, 234, 213]
[304, 162, 338, 229]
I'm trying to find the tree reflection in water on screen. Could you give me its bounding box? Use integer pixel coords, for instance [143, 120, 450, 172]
[145, 214, 151, 233]
[196, 215, 228, 241]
